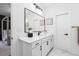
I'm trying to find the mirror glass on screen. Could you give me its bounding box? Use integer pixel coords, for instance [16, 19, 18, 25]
[24, 8, 45, 33]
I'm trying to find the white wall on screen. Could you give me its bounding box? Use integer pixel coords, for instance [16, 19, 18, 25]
[44, 3, 79, 55]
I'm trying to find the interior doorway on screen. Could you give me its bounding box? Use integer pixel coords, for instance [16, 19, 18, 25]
[0, 15, 5, 41]
[2, 16, 11, 45]
[0, 3, 11, 56]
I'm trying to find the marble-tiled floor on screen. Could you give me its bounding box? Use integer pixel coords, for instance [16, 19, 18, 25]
[49, 48, 75, 56]
[0, 41, 76, 56]
[0, 41, 10, 56]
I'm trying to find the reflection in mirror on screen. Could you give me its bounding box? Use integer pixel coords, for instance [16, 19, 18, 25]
[24, 8, 45, 33]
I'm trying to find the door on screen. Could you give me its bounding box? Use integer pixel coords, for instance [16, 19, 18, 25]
[56, 13, 72, 51]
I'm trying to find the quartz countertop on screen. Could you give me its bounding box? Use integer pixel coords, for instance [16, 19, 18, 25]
[19, 32, 53, 43]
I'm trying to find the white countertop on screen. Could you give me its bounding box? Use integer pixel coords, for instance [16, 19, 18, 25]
[19, 32, 53, 43]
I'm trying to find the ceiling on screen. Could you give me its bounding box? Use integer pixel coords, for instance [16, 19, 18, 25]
[0, 3, 55, 16]
[0, 3, 11, 16]
[37, 3, 56, 11]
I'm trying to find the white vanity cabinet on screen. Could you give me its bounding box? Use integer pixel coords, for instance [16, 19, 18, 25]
[22, 40, 42, 56]
[19, 34, 53, 56]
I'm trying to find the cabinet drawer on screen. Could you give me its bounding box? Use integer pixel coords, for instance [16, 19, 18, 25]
[42, 36, 52, 43]
[32, 40, 41, 48]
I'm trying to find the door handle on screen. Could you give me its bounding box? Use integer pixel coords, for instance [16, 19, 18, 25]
[64, 33, 68, 36]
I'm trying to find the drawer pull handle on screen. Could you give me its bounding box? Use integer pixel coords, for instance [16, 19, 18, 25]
[40, 46, 42, 51]
[35, 43, 39, 45]
[47, 41, 48, 45]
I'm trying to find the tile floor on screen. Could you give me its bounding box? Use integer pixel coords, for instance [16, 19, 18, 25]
[0, 41, 10, 56]
[0, 41, 76, 56]
[49, 48, 76, 56]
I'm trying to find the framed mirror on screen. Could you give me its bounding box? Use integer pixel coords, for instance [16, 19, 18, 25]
[24, 8, 45, 33]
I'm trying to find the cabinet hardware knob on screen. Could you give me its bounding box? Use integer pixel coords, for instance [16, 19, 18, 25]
[35, 43, 39, 45]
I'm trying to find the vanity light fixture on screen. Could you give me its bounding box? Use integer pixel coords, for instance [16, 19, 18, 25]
[33, 3, 43, 11]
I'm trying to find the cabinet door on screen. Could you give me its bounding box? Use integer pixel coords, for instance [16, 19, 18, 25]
[23, 42, 32, 56]
[42, 39, 50, 56]
[32, 45, 41, 56]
